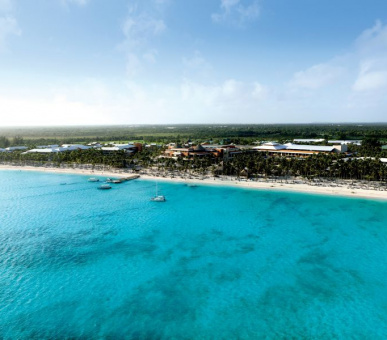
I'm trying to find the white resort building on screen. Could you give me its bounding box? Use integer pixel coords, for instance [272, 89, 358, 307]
[22, 144, 92, 154]
[253, 142, 347, 156]
[20, 143, 141, 155]
[328, 140, 362, 145]
[293, 139, 325, 143]
[100, 144, 138, 154]
[5, 146, 28, 151]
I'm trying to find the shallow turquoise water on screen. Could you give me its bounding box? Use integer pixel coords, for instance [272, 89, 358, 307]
[1, 170, 387, 339]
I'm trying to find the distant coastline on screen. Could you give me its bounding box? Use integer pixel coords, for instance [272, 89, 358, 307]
[1, 164, 387, 201]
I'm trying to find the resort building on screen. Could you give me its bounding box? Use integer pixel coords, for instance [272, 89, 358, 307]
[23, 148, 61, 154]
[101, 143, 139, 154]
[328, 140, 362, 145]
[5, 146, 28, 151]
[164, 143, 244, 161]
[201, 144, 243, 161]
[164, 144, 211, 158]
[145, 143, 162, 149]
[293, 139, 362, 146]
[87, 142, 104, 148]
[36, 144, 59, 149]
[22, 143, 142, 155]
[253, 142, 347, 156]
[293, 139, 325, 143]
[23, 144, 92, 154]
[61, 144, 91, 151]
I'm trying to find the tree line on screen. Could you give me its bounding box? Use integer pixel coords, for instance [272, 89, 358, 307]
[1, 147, 386, 183]
[1, 124, 387, 145]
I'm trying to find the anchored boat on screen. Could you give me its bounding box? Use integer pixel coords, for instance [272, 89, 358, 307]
[150, 183, 166, 202]
[98, 184, 112, 190]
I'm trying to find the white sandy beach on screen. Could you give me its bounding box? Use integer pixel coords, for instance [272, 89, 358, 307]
[1, 164, 387, 201]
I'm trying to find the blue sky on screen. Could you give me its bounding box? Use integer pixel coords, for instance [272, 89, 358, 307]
[1, 0, 387, 126]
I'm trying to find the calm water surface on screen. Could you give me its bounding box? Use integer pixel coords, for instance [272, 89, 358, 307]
[1, 170, 387, 339]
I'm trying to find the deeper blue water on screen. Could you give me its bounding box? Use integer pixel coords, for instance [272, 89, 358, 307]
[1, 170, 387, 339]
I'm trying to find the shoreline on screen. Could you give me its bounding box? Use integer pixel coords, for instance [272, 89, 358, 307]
[1, 164, 387, 201]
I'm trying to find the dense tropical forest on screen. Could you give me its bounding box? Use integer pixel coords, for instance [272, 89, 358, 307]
[0, 123, 387, 146]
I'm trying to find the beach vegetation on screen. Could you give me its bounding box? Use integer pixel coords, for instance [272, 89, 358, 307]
[1, 124, 387, 185]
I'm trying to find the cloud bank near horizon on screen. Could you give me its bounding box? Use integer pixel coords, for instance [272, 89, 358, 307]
[0, 1, 387, 126]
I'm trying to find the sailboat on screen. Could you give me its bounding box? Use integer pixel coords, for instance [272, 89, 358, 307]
[150, 182, 166, 202]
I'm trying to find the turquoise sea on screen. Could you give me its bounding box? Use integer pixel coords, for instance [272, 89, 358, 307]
[1, 170, 387, 339]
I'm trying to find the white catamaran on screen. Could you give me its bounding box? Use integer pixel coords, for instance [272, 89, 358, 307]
[150, 183, 166, 202]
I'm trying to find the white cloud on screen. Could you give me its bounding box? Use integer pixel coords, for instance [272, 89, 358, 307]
[0, 0, 13, 12]
[289, 63, 344, 90]
[180, 78, 268, 113]
[355, 20, 387, 56]
[3, 12, 387, 125]
[284, 20, 387, 120]
[212, 0, 259, 26]
[143, 49, 158, 64]
[122, 14, 165, 45]
[50, 78, 110, 104]
[0, 76, 272, 126]
[0, 0, 20, 51]
[221, 79, 243, 97]
[154, 0, 171, 5]
[0, 95, 110, 126]
[120, 2, 167, 76]
[61, 0, 90, 7]
[252, 82, 268, 99]
[182, 51, 213, 80]
[182, 51, 208, 69]
[351, 21, 387, 93]
[125, 53, 141, 76]
[352, 70, 387, 92]
[352, 60, 387, 92]
[0, 16, 21, 51]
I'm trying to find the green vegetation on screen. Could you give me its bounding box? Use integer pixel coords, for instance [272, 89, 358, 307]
[1, 123, 387, 146]
[1, 124, 387, 184]
[223, 152, 387, 182]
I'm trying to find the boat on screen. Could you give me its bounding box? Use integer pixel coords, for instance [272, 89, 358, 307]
[98, 184, 112, 190]
[88, 177, 100, 182]
[105, 178, 123, 183]
[151, 195, 166, 202]
[150, 183, 166, 202]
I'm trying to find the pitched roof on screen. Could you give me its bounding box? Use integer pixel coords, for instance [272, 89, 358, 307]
[253, 142, 286, 150]
[194, 144, 206, 151]
[284, 143, 335, 152]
